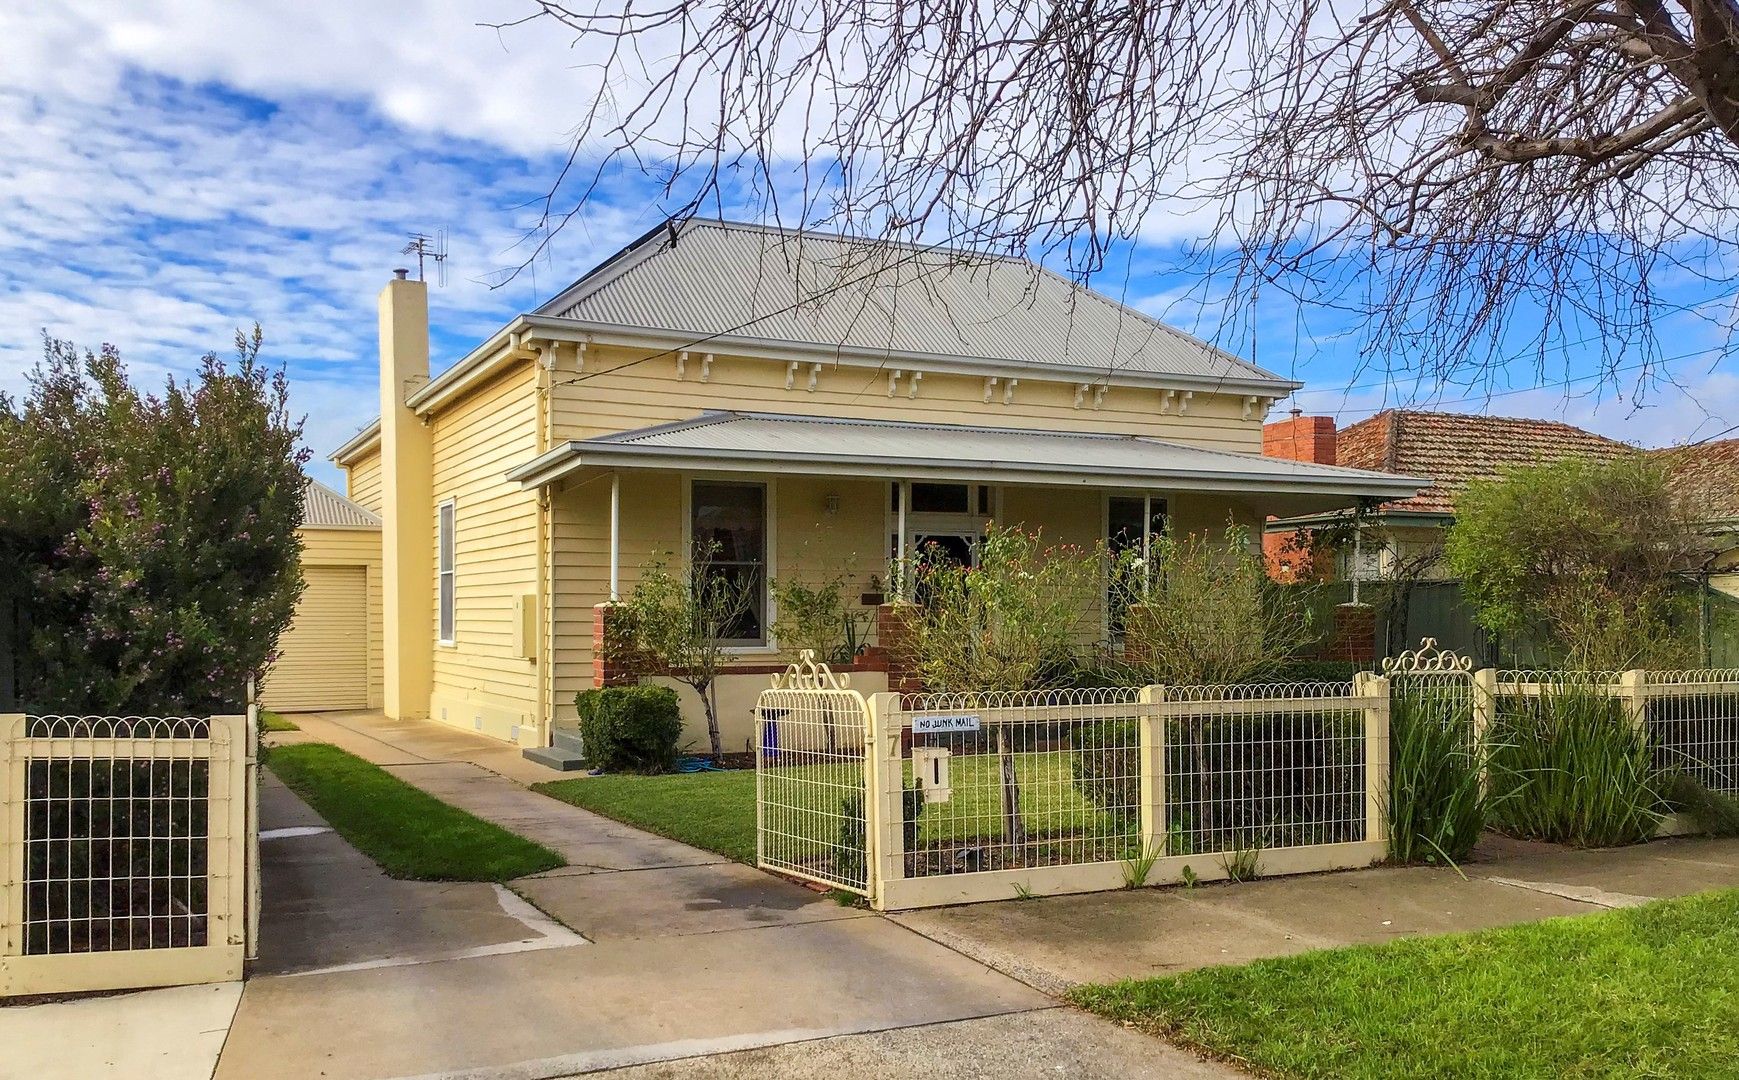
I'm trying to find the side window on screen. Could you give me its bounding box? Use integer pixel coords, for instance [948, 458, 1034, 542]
[438, 500, 456, 643]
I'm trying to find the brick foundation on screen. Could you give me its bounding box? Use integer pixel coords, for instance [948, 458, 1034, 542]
[592, 603, 638, 687]
[874, 602, 923, 695]
[1326, 603, 1377, 664]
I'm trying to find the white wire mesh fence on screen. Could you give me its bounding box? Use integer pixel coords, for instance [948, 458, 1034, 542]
[755, 664, 1391, 909]
[1, 713, 249, 997]
[1159, 681, 1377, 858]
[891, 687, 1146, 878]
[1642, 671, 1739, 798]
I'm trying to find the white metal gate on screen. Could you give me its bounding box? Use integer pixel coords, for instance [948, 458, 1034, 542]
[754, 654, 873, 895]
[0, 713, 249, 996]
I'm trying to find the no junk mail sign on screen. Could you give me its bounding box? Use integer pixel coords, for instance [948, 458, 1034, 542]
[910, 714, 982, 735]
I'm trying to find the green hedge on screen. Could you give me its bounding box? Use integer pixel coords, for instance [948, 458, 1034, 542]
[575, 685, 684, 774]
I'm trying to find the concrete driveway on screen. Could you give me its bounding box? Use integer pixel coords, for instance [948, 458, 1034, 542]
[220, 712, 1232, 1079]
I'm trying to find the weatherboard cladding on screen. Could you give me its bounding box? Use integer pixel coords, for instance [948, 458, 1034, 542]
[538, 220, 1289, 388]
[575, 411, 1421, 490]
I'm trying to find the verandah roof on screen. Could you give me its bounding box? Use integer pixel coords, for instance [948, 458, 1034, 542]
[509, 411, 1425, 515]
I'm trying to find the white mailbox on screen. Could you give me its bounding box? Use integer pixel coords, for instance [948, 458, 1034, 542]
[912, 746, 952, 804]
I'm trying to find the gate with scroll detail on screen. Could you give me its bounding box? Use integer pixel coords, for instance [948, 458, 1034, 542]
[754, 652, 873, 894]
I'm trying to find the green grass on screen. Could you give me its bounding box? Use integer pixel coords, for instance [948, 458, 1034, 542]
[267, 743, 564, 881]
[535, 770, 758, 862]
[534, 751, 1126, 866]
[1070, 888, 1739, 1079]
[259, 710, 298, 733]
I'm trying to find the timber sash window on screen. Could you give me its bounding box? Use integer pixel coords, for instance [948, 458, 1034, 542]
[438, 500, 456, 643]
[690, 480, 767, 646]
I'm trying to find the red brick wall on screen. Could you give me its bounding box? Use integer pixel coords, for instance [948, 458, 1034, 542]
[1263, 414, 1337, 466]
[1262, 414, 1337, 581]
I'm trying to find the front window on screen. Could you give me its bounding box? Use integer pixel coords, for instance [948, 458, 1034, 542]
[690, 480, 767, 645]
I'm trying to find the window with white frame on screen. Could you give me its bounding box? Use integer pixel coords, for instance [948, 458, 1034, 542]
[437, 500, 456, 643]
[690, 480, 767, 645]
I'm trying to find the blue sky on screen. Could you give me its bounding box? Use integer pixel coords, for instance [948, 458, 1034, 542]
[2, 4, 1733, 487]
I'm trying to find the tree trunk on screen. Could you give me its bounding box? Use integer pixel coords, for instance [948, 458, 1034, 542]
[700, 679, 723, 760]
[996, 725, 1026, 849]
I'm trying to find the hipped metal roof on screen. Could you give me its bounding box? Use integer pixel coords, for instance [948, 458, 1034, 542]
[509, 412, 1426, 513]
[534, 220, 1299, 394]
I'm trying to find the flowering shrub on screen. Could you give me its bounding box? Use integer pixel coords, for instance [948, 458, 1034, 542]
[0, 330, 307, 714]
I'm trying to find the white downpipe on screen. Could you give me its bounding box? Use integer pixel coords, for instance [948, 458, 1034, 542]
[609, 471, 621, 602]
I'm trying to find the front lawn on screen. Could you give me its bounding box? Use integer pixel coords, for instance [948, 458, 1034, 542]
[534, 750, 1128, 866]
[1071, 888, 1739, 1079]
[535, 770, 758, 862]
[268, 743, 565, 881]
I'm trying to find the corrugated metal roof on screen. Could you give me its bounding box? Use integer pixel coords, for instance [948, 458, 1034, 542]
[513, 411, 1425, 502]
[536, 220, 1292, 390]
[301, 478, 381, 529]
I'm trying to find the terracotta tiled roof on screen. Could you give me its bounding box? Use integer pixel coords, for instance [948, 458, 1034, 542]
[1655, 438, 1739, 524]
[1335, 410, 1635, 516]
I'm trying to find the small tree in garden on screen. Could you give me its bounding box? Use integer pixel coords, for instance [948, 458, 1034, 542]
[602, 545, 757, 760]
[1445, 455, 1699, 669]
[1116, 524, 1312, 686]
[0, 330, 306, 715]
[903, 527, 1099, 694]
[900, 527, 1100, 845]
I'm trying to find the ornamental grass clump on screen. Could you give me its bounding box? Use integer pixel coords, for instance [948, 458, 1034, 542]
[1488, 684, 1663, 847]
[1387, 682, 1489, 866]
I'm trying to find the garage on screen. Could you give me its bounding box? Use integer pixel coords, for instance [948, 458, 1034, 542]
[261, 480, 383, 713]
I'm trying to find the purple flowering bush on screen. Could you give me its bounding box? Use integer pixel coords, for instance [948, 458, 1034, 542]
[0, 329, 308, 714]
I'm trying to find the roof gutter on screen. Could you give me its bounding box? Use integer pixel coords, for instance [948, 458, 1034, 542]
[330, 420, 382, 465]
[510, 440, 1427, 500]
[511, 314, 1303, 397]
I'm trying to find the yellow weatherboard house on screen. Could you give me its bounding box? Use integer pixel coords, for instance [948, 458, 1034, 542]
[296, 220, 1421, 759]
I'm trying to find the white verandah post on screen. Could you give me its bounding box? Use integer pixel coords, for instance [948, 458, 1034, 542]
[895, 480, 910, 601]
[608, 470, 621, 602]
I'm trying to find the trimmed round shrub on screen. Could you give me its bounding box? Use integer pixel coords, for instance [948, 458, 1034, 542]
[575, 685, 684, 774]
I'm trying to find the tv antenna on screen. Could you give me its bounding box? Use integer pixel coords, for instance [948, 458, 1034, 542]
[401, 230, 448, 286]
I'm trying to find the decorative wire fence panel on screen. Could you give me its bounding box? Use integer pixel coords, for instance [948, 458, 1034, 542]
[1161, 682, 1371, 855]
[1644, 672, 1739, 797]
[755, 688, 872, 894]
[4, 716, 232, 961]
[892, 687, 1145, 877]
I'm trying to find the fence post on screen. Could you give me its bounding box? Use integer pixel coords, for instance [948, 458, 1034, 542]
[1355, 673, 1390, 846]
[1137, 685, 1165, 856]
[1618, 669, 1648, 733]
[865, 692, 904, 910]
[1472, 667, 1497, 747]
[0, 715, 19, 963]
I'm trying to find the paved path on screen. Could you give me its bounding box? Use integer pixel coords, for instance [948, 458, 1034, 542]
[221, 712, 1233, 1079]
[890, 834, 1739, 993]
[0, 982, 241, 1080]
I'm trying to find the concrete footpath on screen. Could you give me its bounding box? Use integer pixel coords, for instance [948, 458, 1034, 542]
[214, 711, 1233, 1080]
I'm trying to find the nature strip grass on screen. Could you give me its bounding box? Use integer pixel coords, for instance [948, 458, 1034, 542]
[267, 743, 564, 881]
[1071, 888, 1739, 1080]
[259, 710, 299, 733]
